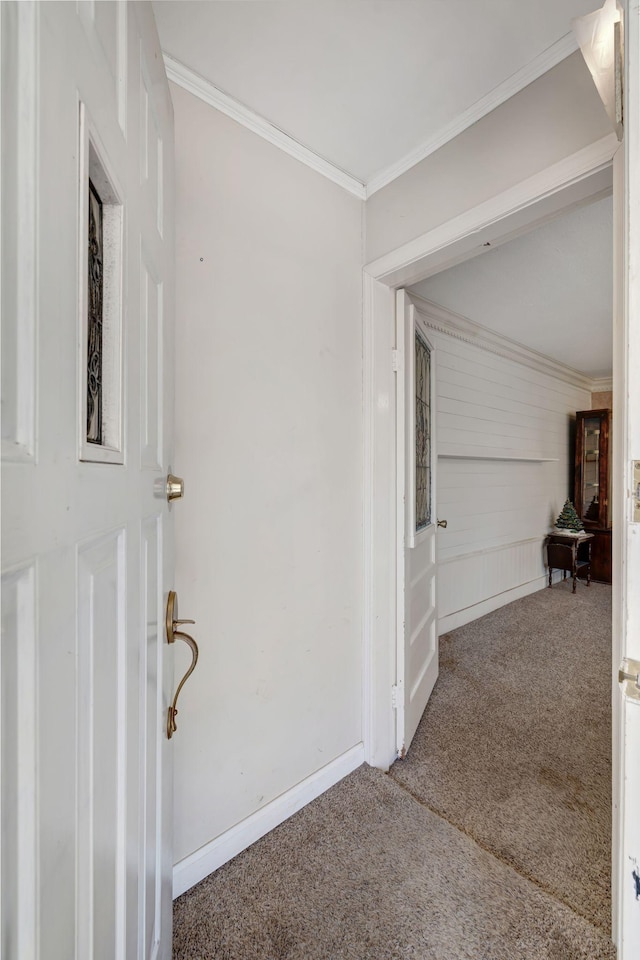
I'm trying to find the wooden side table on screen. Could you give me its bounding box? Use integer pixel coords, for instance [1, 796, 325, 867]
[546, 533, 594, 594]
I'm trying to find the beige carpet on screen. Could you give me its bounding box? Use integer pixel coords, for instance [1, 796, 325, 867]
[173, 766, 615, 960]
[390, 580, 612, 933]
[173, 583, 614, 959]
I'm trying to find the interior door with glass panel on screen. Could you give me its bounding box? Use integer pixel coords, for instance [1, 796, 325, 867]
[395, 290, 439, 757]
[1, 3, 175, 957]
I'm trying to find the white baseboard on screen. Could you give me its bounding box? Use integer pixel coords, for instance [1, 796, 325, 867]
[172, 742, 365, 899]
[437, 571, 564, 635]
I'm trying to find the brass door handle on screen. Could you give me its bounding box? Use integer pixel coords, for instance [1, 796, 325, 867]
[437, 519, 447, 529]
[166, 590, 198, 739]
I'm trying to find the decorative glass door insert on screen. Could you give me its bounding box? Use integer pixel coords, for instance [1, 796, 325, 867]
[415, 330, 431, 532]
[87, 179, 103, 444]
[79, 122, 124, 464]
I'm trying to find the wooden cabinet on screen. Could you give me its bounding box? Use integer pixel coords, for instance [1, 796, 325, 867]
[588, 528, 612, 583]
[575, 409, 610, 527]
[574, 409, 612, 583]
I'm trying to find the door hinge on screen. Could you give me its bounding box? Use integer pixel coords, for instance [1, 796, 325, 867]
[391, 349, 399, 372]
[632, 461, 640, 522]
[619, 658, 640, 702]
[391, 683, 402, 709]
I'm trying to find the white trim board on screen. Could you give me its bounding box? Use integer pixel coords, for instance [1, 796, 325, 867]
[172, 744, 365, 899]
[364, 133, 620, 288]
[439, 454, 560, 462]
[163, 54, 367, 200]
[163, 36, 579, 201]
[411, 294, 598, 392]
[439, 536, 549, 566]
[366, 134, 617, 289]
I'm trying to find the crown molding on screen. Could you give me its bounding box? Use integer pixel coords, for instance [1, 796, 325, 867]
[164, 54, 367, 200]
[410, 293, 598, 392]
[165, 36, 580, 203]
[591, 377, 614, 392]
[364, 34, 579, 198]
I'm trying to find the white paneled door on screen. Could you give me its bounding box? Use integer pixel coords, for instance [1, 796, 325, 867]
[1, 3, 175, 959]
[395, 291, 439, 756]
[615, 2, 640, 954]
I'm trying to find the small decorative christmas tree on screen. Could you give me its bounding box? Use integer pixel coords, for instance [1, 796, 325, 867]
[555, 499, 584, 532]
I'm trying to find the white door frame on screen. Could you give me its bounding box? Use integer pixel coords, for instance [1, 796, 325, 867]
[362, 128, 622, 930]
[363, 129, 618, 770]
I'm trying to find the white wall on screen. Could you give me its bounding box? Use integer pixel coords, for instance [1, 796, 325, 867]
[366, 53, 611, 263]
[171, 83, 363, 872]
[411, 301, 592, 632]
[170, 40, 608, 873]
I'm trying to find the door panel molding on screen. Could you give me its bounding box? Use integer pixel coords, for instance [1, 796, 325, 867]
[1, 1, 38, 462]
[1, 562, 37, 959]
[76, 529, 127, 960]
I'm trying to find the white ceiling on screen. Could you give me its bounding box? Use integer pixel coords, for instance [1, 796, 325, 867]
[152, 0, 603, 188]
[410, 195, 613, 378]
[153, 2, 612, 377]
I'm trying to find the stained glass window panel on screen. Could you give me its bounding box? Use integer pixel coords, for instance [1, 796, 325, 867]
[415, 331, 431, 530]
[87, 179, 103, 444]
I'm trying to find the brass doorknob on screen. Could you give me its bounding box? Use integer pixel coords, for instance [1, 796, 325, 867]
[166, 474, 184, 502]
[437, 519, 447, 529]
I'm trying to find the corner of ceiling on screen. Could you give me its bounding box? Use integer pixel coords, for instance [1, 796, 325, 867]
[364, 33, 580, 198]
[163, 33, 579, 204]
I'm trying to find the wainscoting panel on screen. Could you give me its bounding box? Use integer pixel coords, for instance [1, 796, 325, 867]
[438, 536, 549, 630]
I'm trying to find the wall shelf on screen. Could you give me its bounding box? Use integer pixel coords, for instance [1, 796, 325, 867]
[438, 454, 559, 462]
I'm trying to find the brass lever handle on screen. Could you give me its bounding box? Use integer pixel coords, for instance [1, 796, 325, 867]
[166, 590, 199, 739]
[437, 519, 447, 529]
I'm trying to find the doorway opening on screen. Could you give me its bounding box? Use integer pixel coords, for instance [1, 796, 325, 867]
[362, 130, 625, 949]
[393, 189, 614, 935]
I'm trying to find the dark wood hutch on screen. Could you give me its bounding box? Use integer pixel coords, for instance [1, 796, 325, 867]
[574, 408, 612, 583]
